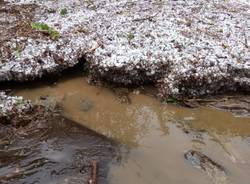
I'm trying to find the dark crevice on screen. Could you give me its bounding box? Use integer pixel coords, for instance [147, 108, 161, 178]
[0, 58, 87, 91]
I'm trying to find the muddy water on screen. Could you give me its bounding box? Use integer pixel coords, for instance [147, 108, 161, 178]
[0, 115, 118, 184]
[15, 76, 250, 184]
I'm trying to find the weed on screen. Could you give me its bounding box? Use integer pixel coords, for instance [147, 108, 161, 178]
[60, 8, 68, 16]
[13, 47, 21, 57]
[127, 33, 135, 41]
[31, 22, 60, 40]
[162, 97, 178, 104]
[78, 27, 89, 34]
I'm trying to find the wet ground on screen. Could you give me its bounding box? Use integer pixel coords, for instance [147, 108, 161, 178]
[8, 73, 250, 184]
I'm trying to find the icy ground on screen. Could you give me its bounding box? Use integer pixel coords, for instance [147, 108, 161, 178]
[0, 0, 249, 97]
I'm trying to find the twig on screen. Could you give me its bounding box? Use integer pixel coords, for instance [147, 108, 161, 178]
[132, 13, 159, 22]
[88, 160, 98, 184]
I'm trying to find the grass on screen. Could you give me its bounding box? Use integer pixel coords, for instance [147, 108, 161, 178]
[60, 8, 68, 16]
[31, 22, 60, 40]
[78, 27, 89, 34]
[162, 97, 178, 104]
[13, 47, 21, 57]
[127, 33, 135, 41]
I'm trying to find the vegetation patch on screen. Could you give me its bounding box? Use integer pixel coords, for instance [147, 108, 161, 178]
[127, 32, 135, 41]
[31, 22, 60, 39]
[13, 47, 22, 57]
[162, 97, 179, 104]
[60, 8, 68, 16]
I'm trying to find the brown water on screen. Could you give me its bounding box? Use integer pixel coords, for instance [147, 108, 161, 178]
[15, 76, 250, 184]
[0, 117, 117, 184]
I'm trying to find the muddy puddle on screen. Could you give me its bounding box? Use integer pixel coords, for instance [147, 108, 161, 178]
[10, 74, 250, 184]
[0, 116, 118, 184]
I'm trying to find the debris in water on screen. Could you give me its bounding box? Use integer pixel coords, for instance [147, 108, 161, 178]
[80, 98, 94, 112]
[112, 88, 131, 104]
[88, 160, 98, 184]
[184, 150, 227, 184]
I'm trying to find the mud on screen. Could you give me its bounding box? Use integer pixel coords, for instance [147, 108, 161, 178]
[207, 96, 250, 117]
[183, 95, 250, 116]
[1, 0, 250, 97]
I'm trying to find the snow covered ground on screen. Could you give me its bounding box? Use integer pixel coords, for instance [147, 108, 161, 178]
[1, 0, 249, 97]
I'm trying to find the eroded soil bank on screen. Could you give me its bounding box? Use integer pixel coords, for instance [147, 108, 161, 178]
[1, 0, 250, 98]
[9, 75, 250, 184]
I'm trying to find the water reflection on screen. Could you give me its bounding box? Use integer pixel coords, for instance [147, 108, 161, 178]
[16, 78, 152, 147]
[15, 77, 250, 141]
[14, 76, 250, 184]
[168, 106, 250, 137]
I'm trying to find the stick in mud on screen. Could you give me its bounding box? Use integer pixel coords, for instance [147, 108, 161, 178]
[88, 160, 98, 184]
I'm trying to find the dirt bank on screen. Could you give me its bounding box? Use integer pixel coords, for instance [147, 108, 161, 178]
[0, 0, 249, 98]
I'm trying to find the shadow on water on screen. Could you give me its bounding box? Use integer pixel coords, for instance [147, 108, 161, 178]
[0, 116, 119, 184]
